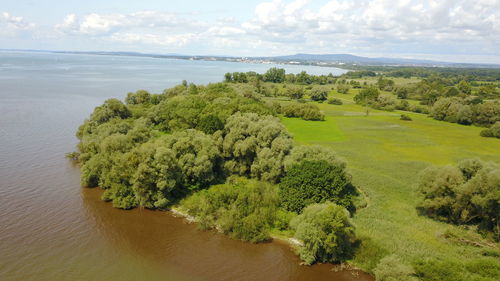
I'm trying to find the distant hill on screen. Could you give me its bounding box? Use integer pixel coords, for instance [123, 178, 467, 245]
[2, 49, 499, 68]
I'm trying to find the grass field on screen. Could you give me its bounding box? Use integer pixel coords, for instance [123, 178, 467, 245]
[279, 93, 500, 280]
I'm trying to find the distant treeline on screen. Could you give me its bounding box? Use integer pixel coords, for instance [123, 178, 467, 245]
[343, 66, 500, 81]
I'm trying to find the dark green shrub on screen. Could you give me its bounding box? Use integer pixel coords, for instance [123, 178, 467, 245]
[328, 98, 343, 105]
[279, 160, 355, 213]
[400, 114, 412, 121]
[480, 122, 500, 138]
[310, 87, 329, 101]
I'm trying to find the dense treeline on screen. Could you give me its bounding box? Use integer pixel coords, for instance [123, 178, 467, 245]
[417, 159, 500, 240]
[225, 67, 337, 85]
[276, 102, 325, 121]
[342, 65, 500, 81]
[430, 98, 500, 127]
[73, 76, 358, 265]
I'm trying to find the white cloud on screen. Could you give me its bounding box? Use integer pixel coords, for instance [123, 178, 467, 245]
[8, 1, 500, 60]
[110, 32, 196, 47]
[0, 12, 35, 36]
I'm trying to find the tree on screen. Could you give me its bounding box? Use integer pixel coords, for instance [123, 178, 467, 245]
[416, 165, 464, 219]
[279, 160, 355, 213]
[126, 90, 152, 105]
[354, 87, 380, 105]
[296, 71, 312, 84]
[372, 94, 397, 111]
[89, 98, 131, 125]
[310, 87, 329, 101]
[454, 162, 500, 238]
[219, 113, 293, 182]
[472, 101, 500, 127]
[290, 202, 356, 265]
[457, 80, 472, 95]
[284, 145, 346, 171]
[396, 87, 409, 99]
[480, 121, 500, 138]
[263, 67, 285, 83]
[286, 85, 305, 99]
[417, 159, 500, 240]
[337, 84, 350, 94]
[377, 77, 395, 91]
[196, 114, 224, 134]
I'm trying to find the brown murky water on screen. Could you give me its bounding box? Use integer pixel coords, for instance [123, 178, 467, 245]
[0, 51, 371, 281]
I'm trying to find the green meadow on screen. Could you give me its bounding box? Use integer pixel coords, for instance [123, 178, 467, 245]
[280, 93, 500, 278]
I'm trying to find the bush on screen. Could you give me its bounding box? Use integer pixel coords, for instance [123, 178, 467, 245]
[400, 114, 412, 121]
[290, 202, 356, 265]
[310, 87, 329, 101]
[328, 98, 343, 105]
[372, 94, 397, 111]
[180, 177, 279, 243]
[281, 103, 324, 121]
[416, 165, 465, 219]
[286, 85, 305, 99]
[279, 160, 355, 213]
[480, 122, 500, 138]
[396, 100, 410, 111]
[336, 84, 350, 94]
[284, 145, 346, 171]
[396, 87, 409, 99]
[220, 113, 293, 183]
[417, 160, 500, 240]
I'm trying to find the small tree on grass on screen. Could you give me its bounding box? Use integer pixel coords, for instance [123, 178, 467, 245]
[354, 87, 380, 106]
[290, 202, 356, 265]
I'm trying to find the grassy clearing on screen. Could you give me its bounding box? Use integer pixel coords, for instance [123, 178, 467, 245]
[277, 95, 500, 279]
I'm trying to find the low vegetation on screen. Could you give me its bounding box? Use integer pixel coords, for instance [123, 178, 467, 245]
[180, 177, 279, 243]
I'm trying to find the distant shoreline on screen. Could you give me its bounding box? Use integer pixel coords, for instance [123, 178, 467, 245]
[3, 48, 499, 70]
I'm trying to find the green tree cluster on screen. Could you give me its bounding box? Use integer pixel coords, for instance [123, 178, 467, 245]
[480, 122, 500, 138]
[417, 159, 500, 240]
[431, 98, 500, 126]
[280, 103, 325, 121]
[181, 177, 279, 243]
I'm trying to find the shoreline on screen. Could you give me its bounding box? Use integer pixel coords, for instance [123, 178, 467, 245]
[168, 206, 304, 247]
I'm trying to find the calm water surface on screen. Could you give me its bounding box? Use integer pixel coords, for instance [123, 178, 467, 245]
[0, 51, 371, 281]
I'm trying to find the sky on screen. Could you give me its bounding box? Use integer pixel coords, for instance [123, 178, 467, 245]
[1, 0, 500, 63]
